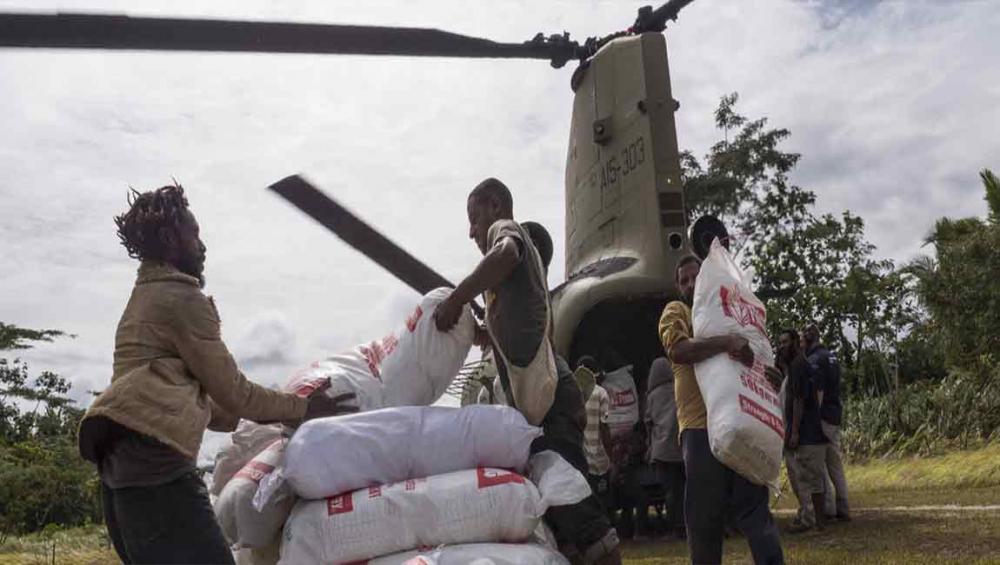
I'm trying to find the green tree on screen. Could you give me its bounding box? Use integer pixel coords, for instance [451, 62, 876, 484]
[682, 93, 916, 392]
[982, 169, 1000, 225]
[0, 323, 99, 537]
[909, 168, 1000, 370]
[0, 322, 64, 351]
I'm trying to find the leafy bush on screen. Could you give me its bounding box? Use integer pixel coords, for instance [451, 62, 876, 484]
[0, 323, 101, 539]
[843, 360, 1000, 460]
[0, 437, 101, 537]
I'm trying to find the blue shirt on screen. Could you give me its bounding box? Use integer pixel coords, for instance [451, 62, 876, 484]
[806, 345, 843, 426]
[787, 354, 827, 446]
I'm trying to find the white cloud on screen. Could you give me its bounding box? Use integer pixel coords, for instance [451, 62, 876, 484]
[2, 0, 997, 461]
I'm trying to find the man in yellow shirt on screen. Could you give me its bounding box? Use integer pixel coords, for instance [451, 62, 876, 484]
[659, 255, 784, 565]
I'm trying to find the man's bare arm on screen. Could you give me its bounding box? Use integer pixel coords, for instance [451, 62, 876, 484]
[789, 397, 804, 448]
[600, 422, 612, 460]
[434, 237, 520, 331]
[671, 334, 749, 366]
[816, 354, 830, 408]
[452, 237, 520, 305]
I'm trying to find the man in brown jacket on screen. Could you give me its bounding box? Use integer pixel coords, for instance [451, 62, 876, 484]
[79, 184, 356, 564]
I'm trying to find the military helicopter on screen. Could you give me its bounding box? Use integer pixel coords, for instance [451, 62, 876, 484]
[0, 1, 730, 403]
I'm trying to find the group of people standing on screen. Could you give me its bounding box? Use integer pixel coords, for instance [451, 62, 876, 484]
[83, 178, 626, 564]
[575, 355, 687, 542]
[80, 176, 847, 565]
[575, 255, 851, 564]
[777, 325, 851, 533]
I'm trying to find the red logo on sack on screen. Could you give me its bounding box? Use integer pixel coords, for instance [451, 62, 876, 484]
[292, 381, 319, 397]
[476, 467, 526, 489]
[327, 493, 354, 516]
[368, 486, 382, 498]
[406, 305, 424, 333]
[286, 368, 326, 397]
[611, 389, 636, 409]
[233, 460, 275, 484]
[719, 285, 767, 336]
[358, 333, 399, 380]
[738, 394, 785, 438]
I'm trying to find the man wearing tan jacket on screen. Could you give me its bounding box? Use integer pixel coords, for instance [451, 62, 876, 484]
[79, 184, 356, 564]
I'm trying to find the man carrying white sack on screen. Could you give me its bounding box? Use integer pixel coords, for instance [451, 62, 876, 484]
[658, 255, 785, 565]
[434, 178, 622, 565]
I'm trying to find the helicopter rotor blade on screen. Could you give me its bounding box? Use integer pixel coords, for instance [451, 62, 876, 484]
[269, 175, 484, 319]
[0, 12, 579, 66]
[633, 0, 698, 33]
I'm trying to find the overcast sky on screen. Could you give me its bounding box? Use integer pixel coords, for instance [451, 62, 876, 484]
[2, 0, 997, 460]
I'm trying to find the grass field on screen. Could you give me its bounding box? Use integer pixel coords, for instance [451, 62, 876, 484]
[3, 445, 999, 564]
[625, 444, 1000, 564]
[622, 512, 1000, 564]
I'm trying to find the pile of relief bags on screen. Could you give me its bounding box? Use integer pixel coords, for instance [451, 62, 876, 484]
[211, 289, 590, 565]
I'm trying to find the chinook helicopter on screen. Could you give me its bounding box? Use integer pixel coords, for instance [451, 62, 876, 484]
[0, 1, 730, 403]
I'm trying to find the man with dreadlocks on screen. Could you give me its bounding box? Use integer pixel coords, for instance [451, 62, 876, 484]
[78, 184, 357, 564]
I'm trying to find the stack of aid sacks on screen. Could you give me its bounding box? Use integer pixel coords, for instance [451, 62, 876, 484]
[211, 289, 586, 564]
[271, 405, 585, 564]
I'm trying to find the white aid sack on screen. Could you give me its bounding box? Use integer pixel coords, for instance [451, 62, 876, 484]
[284, 354, 385, 412]
[212, 421, 282, 496]
[527, 450, 592, 509]
[215, 440, 296, 549]
[601, 365, 640, 434]
[692, 239, 784, 490]
[283, 287, 475, 412]
[277, 405, 542, 500]
[279, 468, 542, 564]
[369, 543, 571, 565]
[379, 287, 476, 406]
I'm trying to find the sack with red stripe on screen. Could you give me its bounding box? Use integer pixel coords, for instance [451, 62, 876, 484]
[283, 287, 475, 412]
[272, 405, 541, 501]
[215, 439, 296, 549]
[692, 239, 783, 491]
[279, 468, 542, 564]
[212, 420, 283, 496]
